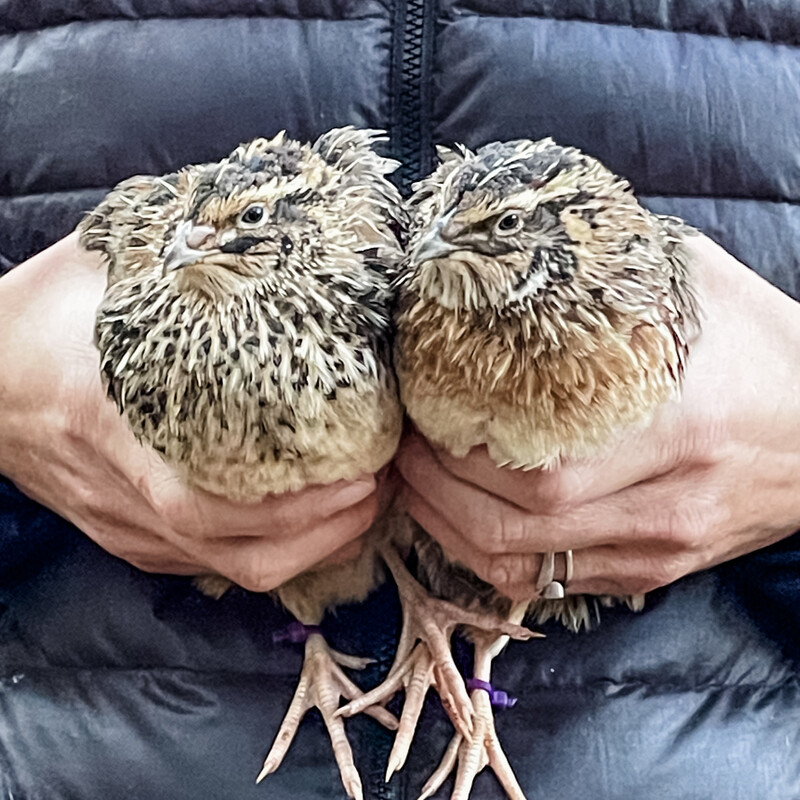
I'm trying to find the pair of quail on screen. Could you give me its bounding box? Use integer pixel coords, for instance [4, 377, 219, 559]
[80, 128, 699, 800]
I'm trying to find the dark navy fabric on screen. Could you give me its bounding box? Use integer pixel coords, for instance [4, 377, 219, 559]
[432, 1, 800, 299]
[2, 2, 800, 798]
[0, 1, 397, 271]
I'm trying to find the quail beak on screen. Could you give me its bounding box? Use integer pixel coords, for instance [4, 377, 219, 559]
[162, 221, 217, 273]
[413, 213, 460, 264]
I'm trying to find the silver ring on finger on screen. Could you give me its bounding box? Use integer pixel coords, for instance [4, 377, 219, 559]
[537, 550, 573, 600]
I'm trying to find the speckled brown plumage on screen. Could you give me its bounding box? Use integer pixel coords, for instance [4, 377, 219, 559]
[398, 139, 697, 469]
[397, 138, 699, 621]
[87, 130, 404, 508]
[390, 137, 701, 799]
[79, 127, 407, 800]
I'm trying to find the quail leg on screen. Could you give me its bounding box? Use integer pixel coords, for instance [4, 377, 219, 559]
[257, 632, 398, 800]
[417, 603, 529, 800]
[337, 548, 539, 777]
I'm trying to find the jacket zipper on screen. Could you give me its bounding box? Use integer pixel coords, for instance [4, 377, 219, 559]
[391, 0, 435, 197]
[365, 3, 435, 797]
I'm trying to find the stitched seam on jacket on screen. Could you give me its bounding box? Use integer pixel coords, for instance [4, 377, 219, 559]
[447, 8, 800, 49]
[0, 12, 382, 37]
[1, 8, 797, 47]
[1, 665, 798, 693]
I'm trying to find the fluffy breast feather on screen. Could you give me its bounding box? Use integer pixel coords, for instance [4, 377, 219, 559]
[396, 281, 686, 470]
[97, 276, 402, 500]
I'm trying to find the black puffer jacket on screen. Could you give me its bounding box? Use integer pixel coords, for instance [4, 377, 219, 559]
[2, 2, 800, 799]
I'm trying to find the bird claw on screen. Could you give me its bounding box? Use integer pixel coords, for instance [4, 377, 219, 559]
[417, 690, 527, 800]
[336, 548, 539, 792]
[338, 639, 468, 783]
[359, 547, 476, 737]
[363, 545, 539, 738]
[257, 632, 397, 799]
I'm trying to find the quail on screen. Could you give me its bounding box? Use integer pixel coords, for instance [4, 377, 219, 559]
[348, 138, 701, 800]
[79, 127, 406, 800]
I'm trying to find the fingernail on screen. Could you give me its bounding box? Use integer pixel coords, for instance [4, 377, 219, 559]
[333, 476, 376, 506]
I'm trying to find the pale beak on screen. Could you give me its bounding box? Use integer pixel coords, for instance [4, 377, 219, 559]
[413, 211, 459, 264]
[414, 230, 458, 264]
[162, 222, 216, 273]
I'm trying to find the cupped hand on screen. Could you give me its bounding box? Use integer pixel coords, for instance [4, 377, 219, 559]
[0, 234, 385, 592]
[396, 233, 800, 602]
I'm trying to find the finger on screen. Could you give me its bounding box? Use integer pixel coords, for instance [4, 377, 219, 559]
[198, 492, 381, 592]
[79, 519, 205, 575]
[550, 542, 695, 598]
[317, 536, 367, 567]
[398, 434, 612, 552]
[408, 426, 677, 514]
[401, 484, 541, 590]
[144, 466, 377, 539]
[400, 431, 705, 554]
[403, 485, 684, 600]
[202, 476, 377, 534]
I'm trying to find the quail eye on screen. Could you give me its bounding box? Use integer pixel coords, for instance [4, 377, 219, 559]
[495, 211, 523, 235]
[240, 204, 265, 226]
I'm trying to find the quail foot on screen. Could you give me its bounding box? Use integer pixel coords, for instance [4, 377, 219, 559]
[338, 537, 540, 780]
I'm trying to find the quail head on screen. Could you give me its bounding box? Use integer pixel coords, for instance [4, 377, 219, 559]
[383, 138, 701, 800]
[80, 127, 407, 800]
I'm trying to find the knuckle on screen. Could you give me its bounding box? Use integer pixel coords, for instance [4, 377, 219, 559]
[643, 556, 686, 592]
[149, 484, 211, 538]
[469, 552, 499, 587]
[485, 557, 511, 589]
[146, 480, 184, 526]
[231, 566, 278, 594]
[484, 521, 505, 554]
[60, 403, 88, 448]
[484, 517, 508, 554]
[484, 508, 530, 555]
[485, 555, 535, 592]
[682, 418, 726, 467]
[662, 502, 713, 552]
[166, 501, 199, 535]
[532, 469, 582, 514]
[628, 551, 694, 594]
[70, 479, 100, 513]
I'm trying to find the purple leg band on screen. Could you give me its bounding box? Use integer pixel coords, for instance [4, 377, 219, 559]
[466, 678, 518, 709]
[272, 621, 322, 644]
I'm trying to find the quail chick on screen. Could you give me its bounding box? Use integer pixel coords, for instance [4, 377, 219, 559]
[387, 138, 699, 799]
[79, 127, 406, 800]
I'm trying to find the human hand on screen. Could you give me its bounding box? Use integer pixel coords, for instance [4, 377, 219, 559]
[396, 233, 800, 602]
[0, 234, 385, 592]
